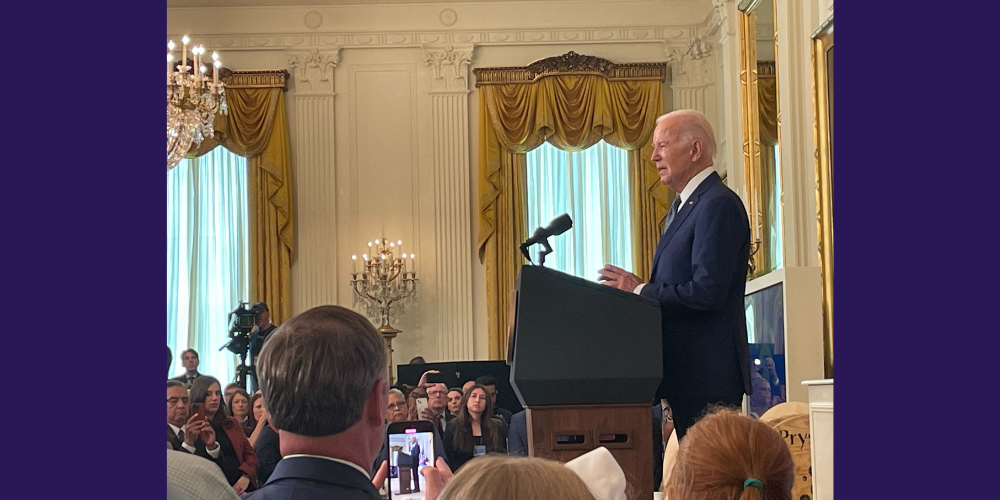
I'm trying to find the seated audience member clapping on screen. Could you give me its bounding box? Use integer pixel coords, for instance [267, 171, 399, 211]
[663, 409, 794, 500]
[228, 389, 252, 437]
[167, 380, 221, 461]
[443, 384, 507, 472]
[247, 391, 267, 447]
[189, 376, 259, 495]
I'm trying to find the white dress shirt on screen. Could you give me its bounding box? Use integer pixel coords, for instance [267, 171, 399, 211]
[169, 422, 221, 458]
[634, 167, 717, 295]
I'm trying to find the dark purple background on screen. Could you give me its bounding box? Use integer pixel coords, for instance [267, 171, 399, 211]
[7, 1, 993, 498]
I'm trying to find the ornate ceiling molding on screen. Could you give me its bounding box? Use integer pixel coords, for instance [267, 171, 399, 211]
[181, 26, 695, 52]
[222, 69, 290, 89]
[473, 51, 666, 87]
[423, 45, 474, 91]
[665, 37, 715, 88]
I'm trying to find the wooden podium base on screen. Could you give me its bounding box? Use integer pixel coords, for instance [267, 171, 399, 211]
[526, 403, 654, 500]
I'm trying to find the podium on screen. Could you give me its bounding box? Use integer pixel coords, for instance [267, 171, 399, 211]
[509, 266, 662, 499]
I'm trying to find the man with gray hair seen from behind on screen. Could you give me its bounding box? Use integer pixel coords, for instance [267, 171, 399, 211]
[242, 305, 390, 500]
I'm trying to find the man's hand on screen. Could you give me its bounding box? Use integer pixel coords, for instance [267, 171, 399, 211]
[597, 264, 644, 292]
[421, 457, 453, 500]
[372, 460, 388, 490]
[417, 370, 440, 388]
[233, 475, 250, 495]
[183, 414, 203, 446]
[420, 407, 438, 420]
[199, 421, 216, 448]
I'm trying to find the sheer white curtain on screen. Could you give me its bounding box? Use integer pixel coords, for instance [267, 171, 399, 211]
[526, 140, 633, 279]
[167, 147, 250, 383]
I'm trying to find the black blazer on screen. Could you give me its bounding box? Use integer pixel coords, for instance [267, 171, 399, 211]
[253, 422, 280, 485]
[167, 424, 218, 462]
[242, 456, 381, 500]
[639, 172, 752, 400]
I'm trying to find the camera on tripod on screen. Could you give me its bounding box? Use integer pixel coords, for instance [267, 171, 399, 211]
[223, 301, 265, 356]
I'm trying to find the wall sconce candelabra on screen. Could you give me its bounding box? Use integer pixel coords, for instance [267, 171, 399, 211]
[350, 237, 418, 383]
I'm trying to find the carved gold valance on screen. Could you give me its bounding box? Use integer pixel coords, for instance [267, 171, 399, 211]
[473, 51, 667, 87]
[222, 69, 290, 90]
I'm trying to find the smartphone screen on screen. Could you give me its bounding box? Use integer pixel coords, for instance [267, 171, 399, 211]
[386, 422, 435, 500]
[415, 397, 430, 421]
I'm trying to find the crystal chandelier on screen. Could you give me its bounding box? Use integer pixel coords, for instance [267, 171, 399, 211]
[167, 35, 228, 171]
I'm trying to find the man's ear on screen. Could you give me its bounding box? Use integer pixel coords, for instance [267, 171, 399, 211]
[690, 139, 704, 163]
[367, 378, 388, 424]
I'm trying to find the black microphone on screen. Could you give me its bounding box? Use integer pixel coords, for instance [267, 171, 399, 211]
[520, 214, 573, 264]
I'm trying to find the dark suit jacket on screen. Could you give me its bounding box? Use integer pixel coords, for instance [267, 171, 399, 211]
[168, 424, 219, 462]
[169, 372, 200, 387]
[639, 172, 752, 401]
[408, 443, 421, 467]
[242, 456, 382, 500]
[507, 411, 527, 456]
[494, 406, 513, 425]
[254, 422, 280, 485]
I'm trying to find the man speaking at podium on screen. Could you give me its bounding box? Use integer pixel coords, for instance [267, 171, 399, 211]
[598, 110, 751, 440]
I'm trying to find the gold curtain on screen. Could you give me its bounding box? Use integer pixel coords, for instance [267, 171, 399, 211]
[191, 87, 294, 325]
[757, 68, 779, 275]
[477, 74, 667, 358]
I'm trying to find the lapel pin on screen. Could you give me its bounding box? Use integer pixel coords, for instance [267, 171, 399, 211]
[688, 201, 694, 205]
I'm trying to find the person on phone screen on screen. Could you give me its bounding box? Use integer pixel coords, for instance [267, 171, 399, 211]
[167, 380, 221, 461]
[443, 384, 507, 472]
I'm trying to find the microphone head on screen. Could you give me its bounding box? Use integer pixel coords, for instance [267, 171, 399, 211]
[545, 213, 573, 236]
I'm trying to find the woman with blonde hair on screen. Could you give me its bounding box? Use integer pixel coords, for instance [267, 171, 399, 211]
[663, 409, 794, 500]
[434, 455, 597, 500]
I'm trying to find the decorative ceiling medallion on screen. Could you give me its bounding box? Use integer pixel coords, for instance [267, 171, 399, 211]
[304, 11, 323, 30]
[439, 8, 458, 27]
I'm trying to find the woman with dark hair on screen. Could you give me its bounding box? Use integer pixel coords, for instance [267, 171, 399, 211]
[447, 388, 464, 417]
[247, 391, 268, 447]
[443, 384, 507, 472]
[228, 389, 252, 437]
[189, 376, 259, 495]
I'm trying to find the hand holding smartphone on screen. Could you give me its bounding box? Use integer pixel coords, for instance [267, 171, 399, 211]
[386, 420, 436, 500]
[415, 397, 430, 421]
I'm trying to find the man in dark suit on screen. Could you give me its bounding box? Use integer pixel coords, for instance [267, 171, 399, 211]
[407, 437, 422, 492]
[242, 306, 393, 500]
[167, 380, 221, 461]
[507, 410, 528, 456]
[170, 349, 202, 388]
[475, 375, 513, 424]
[600, 109, 751, 440]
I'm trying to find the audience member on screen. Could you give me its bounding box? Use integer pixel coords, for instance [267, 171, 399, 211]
[168, 346, 173, 377]
[507, 410, 527, 457]
[167, 380, 221, 461]
[224, 383, 241, 406]
[247, 392, 267, 447]
[190, 376, 259, 494]
[663, 409, 794, 500]
[170, 349, 203, 388]
[167, 449, 241, 500]
[474, 375, 513, 424]
[253, 418, 281, 486]
[425, 383, 455, 433]
[407, 386, 428, 421]
[446, 388, 464, 417]
[424, 455, 597, 500]
[228, 389, 252, 437]
[409, 356, 427, 364]
[443, 384, 508, 472]
[242, 305, 389, 500]
[461, 380, 475, 392]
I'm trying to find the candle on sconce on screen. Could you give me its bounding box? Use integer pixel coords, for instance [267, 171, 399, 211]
[167, 53, 173, 78]
[352, 254, 358, 274]
[213, 60, 220, 85]
[182, 35, 189, 70]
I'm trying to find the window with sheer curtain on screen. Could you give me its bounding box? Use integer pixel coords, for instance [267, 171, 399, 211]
[525, 140, 633, 279]
[167, 147, 249, 383]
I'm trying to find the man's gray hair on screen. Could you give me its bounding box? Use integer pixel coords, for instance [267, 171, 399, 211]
[655, 109, 717, 163]
[258, 305, 388, 436]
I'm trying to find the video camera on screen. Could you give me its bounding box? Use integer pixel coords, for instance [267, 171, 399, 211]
[222, 301, 266, 356]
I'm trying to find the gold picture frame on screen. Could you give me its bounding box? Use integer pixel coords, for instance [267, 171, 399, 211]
[812, 15, 834, 379]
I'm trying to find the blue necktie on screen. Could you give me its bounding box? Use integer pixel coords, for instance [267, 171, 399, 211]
[662, 196, 682, 235]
